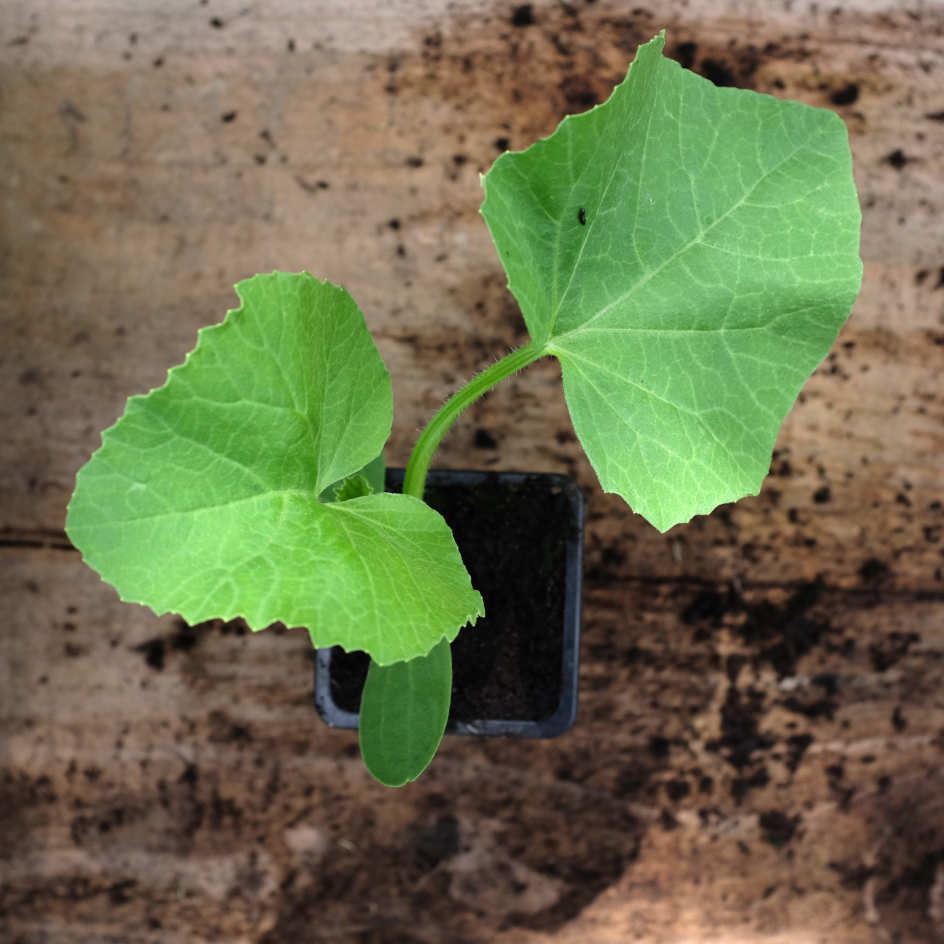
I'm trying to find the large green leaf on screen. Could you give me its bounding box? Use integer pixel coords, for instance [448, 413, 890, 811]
[481, 31, 862, 532]
[66, 272, 483, 664]
[359, 638, 453, 787]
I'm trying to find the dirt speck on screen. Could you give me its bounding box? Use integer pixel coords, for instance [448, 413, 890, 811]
[884, 149, 910, 169]
[830, 83, 860, 106]
[511, 4, 535, 28]
[759, 810, 800, 847]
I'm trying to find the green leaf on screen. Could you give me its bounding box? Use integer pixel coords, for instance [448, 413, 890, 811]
[359, 638, 452, 787]
[332, 474, 373, 502]
[359, 453, 387, 496]
[480, 31, 862, 532]
[319, 453, 385, 503]
[66, 272, 483, 664]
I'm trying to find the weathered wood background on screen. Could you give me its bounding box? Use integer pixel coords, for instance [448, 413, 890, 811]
[2, 0, 943, 941]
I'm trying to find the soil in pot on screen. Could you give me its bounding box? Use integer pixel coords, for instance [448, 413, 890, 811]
[325, 469, 580, 729]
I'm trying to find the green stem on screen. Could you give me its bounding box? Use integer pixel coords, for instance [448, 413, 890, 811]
[403, 340, 546, 499]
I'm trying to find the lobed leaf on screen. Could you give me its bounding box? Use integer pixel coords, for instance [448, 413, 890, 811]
[481, 31, 863, 532]
[66, 272, 483, 664]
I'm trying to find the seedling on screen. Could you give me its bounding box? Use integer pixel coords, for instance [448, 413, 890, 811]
[66, 33, 862, 786]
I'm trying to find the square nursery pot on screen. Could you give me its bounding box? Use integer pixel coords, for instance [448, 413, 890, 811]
[313, 468, 583, 737]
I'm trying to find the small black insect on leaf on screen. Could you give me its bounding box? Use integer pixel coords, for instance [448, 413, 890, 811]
[578, 207, 587, 226]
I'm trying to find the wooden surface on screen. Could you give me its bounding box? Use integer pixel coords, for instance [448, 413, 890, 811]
[2, 1, 943, 941]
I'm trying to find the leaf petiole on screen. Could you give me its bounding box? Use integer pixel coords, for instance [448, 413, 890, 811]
[403, 340, 546, 500]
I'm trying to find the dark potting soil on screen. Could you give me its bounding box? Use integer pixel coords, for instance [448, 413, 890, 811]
[327, 471, 575, 727]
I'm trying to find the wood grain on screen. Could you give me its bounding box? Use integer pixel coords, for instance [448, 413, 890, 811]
[2, 1, 943, 941]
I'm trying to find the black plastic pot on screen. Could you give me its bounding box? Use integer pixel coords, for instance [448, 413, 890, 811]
[313, 468, 583, 737]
